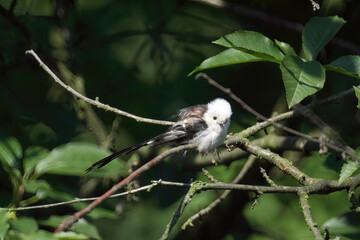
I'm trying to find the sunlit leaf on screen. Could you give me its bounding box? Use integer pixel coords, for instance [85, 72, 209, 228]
[213, 30, 284, 62]
[54, 231, 89, 240]
[35, 142, 128, 178]
[339, 161, 359, 184]
[0, 209, 9, 238]
[354, 86, 360, 109]
[275, 40, 297, 56]
[189, 48, 263, 75]
[326, 55, 360, 80]
[302, 16, 346, 60]
[280, 55, 325, 108]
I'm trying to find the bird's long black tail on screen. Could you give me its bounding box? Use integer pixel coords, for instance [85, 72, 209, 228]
[85, 138, 156, 173]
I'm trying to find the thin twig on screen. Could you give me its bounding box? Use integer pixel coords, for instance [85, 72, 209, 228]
[6, 183, 158, 211]
[243, 84, 359, 137]
[54, 144, 195, 233]
[160, 183, 198, 240]
[201, 168, 219, 183]
[260, 167, 277, 187]
[197, 73, 357, 161]
[226, 137, 315, 185]
[25, 49, 174, 126]
[298, 191, 324, 240]
[183, 154, 257, 229]
[155, 173, 360, 194]
[187, 135, 319, 169]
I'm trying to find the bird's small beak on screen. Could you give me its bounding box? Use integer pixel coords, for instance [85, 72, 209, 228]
[220, 120, 228, 127]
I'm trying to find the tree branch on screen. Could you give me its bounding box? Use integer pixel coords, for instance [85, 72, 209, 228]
[6, 183, 158, 211]
[298, 191, 324, 240]
[183, 154, 257, 229]
[225, 136, 315, 185]
[54, 144, 195, 233]
[197, 73, 359, 162]
[184, 135, 319, 169]
[155, 173, 360, 194]
[25, 49, 174, 126]
[160, 184, 198, 240]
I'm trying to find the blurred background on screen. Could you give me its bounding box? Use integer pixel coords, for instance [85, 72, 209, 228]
[1, 0, 360, 239]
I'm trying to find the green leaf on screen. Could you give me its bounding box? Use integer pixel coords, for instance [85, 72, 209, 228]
[275, 40, 297, 56]
[354, 86, 360, 109]
[280, 55, 325, 108]
[213, 30, 284, 62]
[23, 179, 52, 200]
[54, 231, 89, 240]
[25, 122, 57, 145]
[325, 55, 360, 79]
[28, 230, 56, 240]
[339, 161, 359, 184]
[69, 219, 101, 240]
[40, 216, 101, 240]
[35, 142, 128, 178]
[0, 137, 22, 167]
[302, 16, 346, 60]
[189, 48, 263, 75]
[0, 209, 10, 238]
[323, 212, 360, 235]
[23, 146, 49, 174]
[9, 217, 39, 234]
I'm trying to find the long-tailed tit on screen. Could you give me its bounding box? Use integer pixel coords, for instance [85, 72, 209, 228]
[86, 98, 232, 172]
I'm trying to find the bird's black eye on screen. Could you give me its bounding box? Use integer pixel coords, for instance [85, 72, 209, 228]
[213, 116, 217, 120]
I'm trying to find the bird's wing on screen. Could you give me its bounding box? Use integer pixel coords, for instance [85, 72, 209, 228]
[152, 117, 207, 147]
[86, 105, 208, 172]
[176, 104, 207, 120]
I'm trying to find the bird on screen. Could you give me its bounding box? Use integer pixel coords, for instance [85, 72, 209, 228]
[86, 98, 232, 172]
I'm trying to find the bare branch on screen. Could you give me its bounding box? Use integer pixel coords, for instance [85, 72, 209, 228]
[226, 136, 315, 185]
[155, 173, 360, 194]
[6, 183, 157, 211]
[197, 73, 358, 161]
[183, 154, 257, 229]
[160, 183, 199, 240]
[243, 84, 359, 137]
[201, 168, 220, 183]
[298, 191, 324, 240]
[185, 135, 319, 169]
[260, 167, 277, 187]
[54, 144, 195, 233]
[25, 49, 174, 126]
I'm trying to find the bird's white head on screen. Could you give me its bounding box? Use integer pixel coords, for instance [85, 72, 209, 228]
[203, 98, 232, 129]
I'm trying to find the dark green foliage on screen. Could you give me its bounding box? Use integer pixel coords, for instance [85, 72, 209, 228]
[1, 1, 360, 240]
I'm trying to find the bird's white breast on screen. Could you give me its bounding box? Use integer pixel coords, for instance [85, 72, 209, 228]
[191, 120, 229, 154]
